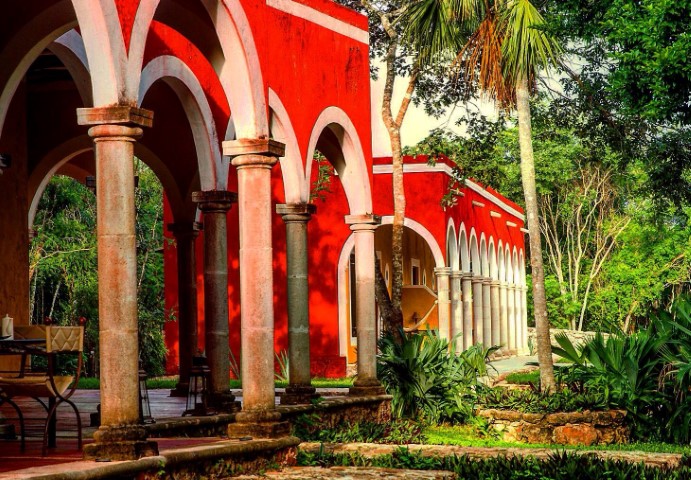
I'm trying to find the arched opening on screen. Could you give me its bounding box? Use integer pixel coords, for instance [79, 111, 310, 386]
[446, 220, 458, 270]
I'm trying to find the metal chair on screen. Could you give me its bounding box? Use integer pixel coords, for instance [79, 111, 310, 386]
[0, 323, 84, 455]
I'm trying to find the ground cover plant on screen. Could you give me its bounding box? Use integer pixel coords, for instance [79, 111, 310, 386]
[292, 416, 425, 444]
[477, 387, 608, 413]
[298, 448, 691, 479]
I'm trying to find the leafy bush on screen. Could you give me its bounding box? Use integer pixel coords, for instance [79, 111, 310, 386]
[478, 387, 608, 413]
[551, 295, 691, 442]
[298, 448, 691, 479]
[377, 329, 496, 424]
[292, 415, 425, 444]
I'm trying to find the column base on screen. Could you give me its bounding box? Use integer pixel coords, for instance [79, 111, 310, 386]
[349, 380, 386, 396]
[209, 392, 241, 413]
[83, 425, 158, 461]
[280, 385, 319, 405]
[228, 410, 290, 439]
[170, 383, 189, 398]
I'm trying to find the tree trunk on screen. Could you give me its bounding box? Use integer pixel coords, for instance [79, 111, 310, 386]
[516, 76, 556, 392]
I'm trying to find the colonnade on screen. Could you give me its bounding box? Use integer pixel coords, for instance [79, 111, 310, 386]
[434, 266, 529, 354]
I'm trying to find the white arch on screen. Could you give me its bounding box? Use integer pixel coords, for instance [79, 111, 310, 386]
[480, 234, 489, 277]
[459, 223, 470, 272]
[305, 106, 372, 215]
[506, 247, 514, 283]
[49, 30, 93, 107]
[489, 238, 498, 279]
[380, 216, 445, 268]
[513, 248, 521, 286]
[520, 250, 526, 286]
[337, 234, 356, 356]
[268, 88, 306, 204]
[446, 218, 458, 269]
[139, 55, 221, 191]
[0, 1, 77, 138]
[498, 240, 505, 282]
[469, 229, 481, 274]
[200, 0, 268, 138]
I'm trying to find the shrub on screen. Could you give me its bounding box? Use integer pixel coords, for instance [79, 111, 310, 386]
[292, 415, 425, 444]
[478, 387, 608, 413]
[377, 329, 496, 424]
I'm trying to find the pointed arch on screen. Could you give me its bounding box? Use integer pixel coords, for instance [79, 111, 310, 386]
[469, 229, 481, 275]
[498, 240, 505, 282]
[459, 223, 470, 272]
[480, 234, 489, 277]
[489, 238, 498, 279]
[446, 218, 458, 270]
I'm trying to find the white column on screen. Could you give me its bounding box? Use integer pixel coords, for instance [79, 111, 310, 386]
[521, 285, 529, 353]
[490, 280, 501, 347]
[507, 284, 517, 353]
[482, 277, 492, 345]
[461, 273, 473, 349]
[450, 271, 463, 351]
[434, 267, 451, 341]
[499, 282, 509, 353]
[472, 275, 484, 345]
[345, 214, 385, 396]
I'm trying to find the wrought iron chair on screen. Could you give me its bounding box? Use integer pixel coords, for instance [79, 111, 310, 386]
[0, 322, 84, 455]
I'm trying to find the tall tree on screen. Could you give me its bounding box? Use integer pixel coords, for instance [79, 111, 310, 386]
[336, 0, 469, 341]
[405, 0, 561, 390]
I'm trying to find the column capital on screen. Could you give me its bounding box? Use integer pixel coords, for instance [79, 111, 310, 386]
[460, 272, 473, 279]
[345, 214, 381, 231]
[192, 190, 237, 212]
[450, 270, 463, 279]
[224, 139, 284, 169]
[167, 221, 202, 238]
[490, 280, 501, 287]
[482, 277, 493, 285]
[434, 267, 452, 276]
[77, 106, 153, 128]
[276, 203, 316, 223]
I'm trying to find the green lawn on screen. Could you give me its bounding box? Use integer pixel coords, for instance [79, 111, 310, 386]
[425, 424, 691, 454]
[77, 376, 353, 390]
[503, 370, 540, 385]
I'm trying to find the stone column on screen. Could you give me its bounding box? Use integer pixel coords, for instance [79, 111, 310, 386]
[449, 271, 463, 351]
[514, 284, 525, 354]
[192, 190, 237, 410]
[472, 275, 484, 345]
[168, 222, 201, 397]
[461, 273, 473, 349]
[224, 139, 288, 438]
[434, 267, 451, 342]
[78, 106, 157, 460]
[521, 285, 529, 353]
[345, 214, 386, 396]
[490, 280, 501, 348]
[482, 277, 492, 345]
[277, 203, 318, 405]
[507, 284, 517, 353]
[499, 282, 509, 353]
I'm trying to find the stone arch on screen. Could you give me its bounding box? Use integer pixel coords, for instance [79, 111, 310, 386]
[139, 55, 221, 191]
[48, 30, 93, 106]
[505, 247, 513, 284]
[380, 216, 445, 269]
[489, 238, 498, 280]
[459, 223, 470, 272]
[0, 0, 77, 137]
[480, 234, 489, 277]
[498, 240, 505, 282]
[469, 229, 481, 275]
[268, 88, 306, 204]
[337, 234, 355, 356]
[306, 106, 372, 215]
[513, 248, 520, 286]
[446, 218, 458, 270]
[519, 250, 526, 286]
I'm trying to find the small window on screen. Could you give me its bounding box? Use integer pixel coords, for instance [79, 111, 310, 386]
[411, 258, 421, 285]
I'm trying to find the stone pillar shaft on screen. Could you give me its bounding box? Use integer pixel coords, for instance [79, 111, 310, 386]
[499, 282, 509, 352]
[277, 203, 317, 403]
[78, 106, 158, 460]
[450, 271, 463, 351]
[521, 286, 529, 352]
[461, 273, 473, 349]
[434, 267, 451, 342]
[192, 191, 236, 401]
[472, 275, 484, 345]
[490, 281, 501, 347]
[507, 285, 517, 352]
[346, 214, 384, 395]
[169, 222, 200, 394]
[482, 278, 492, 345]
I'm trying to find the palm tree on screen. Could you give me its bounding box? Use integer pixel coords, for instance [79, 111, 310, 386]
[404, 0, 560, 390]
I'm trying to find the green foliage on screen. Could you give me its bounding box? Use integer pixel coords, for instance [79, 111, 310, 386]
[292, 415, 425, 444]
[478, 387, 607, 413]
[298, 448, 691, 479]
[504, 369, 540, 385]
[377, 329, 496, 423]
[31, 162, 166, 376]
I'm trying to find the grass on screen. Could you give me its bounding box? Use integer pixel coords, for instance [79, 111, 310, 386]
[77, 376, 353, 390]
[504, 370, 540, 385]
[424, 424, 691, 454]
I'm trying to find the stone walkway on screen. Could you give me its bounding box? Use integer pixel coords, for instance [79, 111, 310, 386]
[299, 443, 684, 469]
[234, 467, 456, 479]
